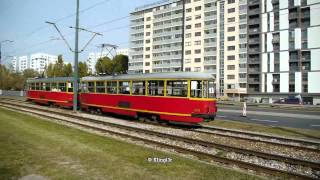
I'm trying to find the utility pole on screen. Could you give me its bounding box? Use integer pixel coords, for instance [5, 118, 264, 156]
[46, 0, 102, 112]
[74, 0, 80, 112]
[0, 40, 14, 65]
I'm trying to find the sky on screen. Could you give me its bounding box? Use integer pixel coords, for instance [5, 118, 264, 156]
[0, 0, 157, 65]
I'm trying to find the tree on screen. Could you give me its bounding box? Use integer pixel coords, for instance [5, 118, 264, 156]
[63, 63, 73, 77]
[78, 62, 89, 77]
[95, 56, 113, 75]
[23, 69, 39, 79]
[113, 54, 128, 74]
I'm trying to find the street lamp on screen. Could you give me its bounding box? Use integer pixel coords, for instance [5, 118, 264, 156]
[0, 40, 14, 65]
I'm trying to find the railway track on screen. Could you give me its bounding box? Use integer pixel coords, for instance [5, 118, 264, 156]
[0, 99, 319, 179]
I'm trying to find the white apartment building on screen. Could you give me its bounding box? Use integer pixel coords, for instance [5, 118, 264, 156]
[11, 56, 18, 72]
[30, 53, 58, 74]
[18, 56, 28, 72]
[129, 0, 320, 103]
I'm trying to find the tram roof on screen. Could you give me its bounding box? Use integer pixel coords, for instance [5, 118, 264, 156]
[26, 77, 75, 83]
[81, 72, 215, 81]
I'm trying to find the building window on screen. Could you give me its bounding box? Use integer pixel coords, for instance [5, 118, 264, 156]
[185, 67, 191, 71]
[227, 75, 235, 79]
[186, 16, 192, 21]
[227, 65, 235, 70]
[239, 73, 246, 78]
[195, 6, 201, 11]
[186, 25, 192, 29]
[186, 8, 192, 13]
[145, 39, 150, 43]
[228, 17, 235, 22]
[185, 41, 191, 46]
[146, 24, 151, 28]
[146, 32, 150, 36]
[195, 14, 201, 19]
[195, 23, 201, 28]
[146, 17, 151, 21]
[228, 27, 235, 32]
[228, 0, 235, 4]
[185, 50, 191, 55]
[194, 49, 201, 54]
[240, 83, 246, 88]
[228, 36, 235, 41]
[194, 40, 201, 45]
[194, 58, 201, 63]
[194, 67, 201, 72]
[228, 46, 235, 51]
[186, 33, 191, 38]
[227, 55, 235, 60]
[228, 8, 235, 13]
[195, 32, 201, 36]
[185, 59, 191, 63]
[145, 55, 150, 58]
[145, 62, 150, 66]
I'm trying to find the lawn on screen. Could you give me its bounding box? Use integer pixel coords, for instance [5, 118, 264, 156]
[205, 119, 320, 140]
[0, 107, 259, 180]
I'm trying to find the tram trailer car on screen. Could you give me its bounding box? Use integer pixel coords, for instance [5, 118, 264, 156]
[80, 72, 217, 124]
[26, 77, 75, 108]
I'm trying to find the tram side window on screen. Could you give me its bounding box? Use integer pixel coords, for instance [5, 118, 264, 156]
[67, 82, 73, 92]
[96, 81, 105, 93]
[41, 83, 46, 91]
[167, 80, 188, 97]
[119, 81, 130, 94]
[58, 83, 66, 92]
[88, 82, 95, 92]
[35, 83, 41, 90]
[132, 81, 145, 95]
[107, 81, 117, 94]
[30, 83, 36, 90]
[148, 81, 164, 96]
[45, 83, 51, 91]
[190, 80, 202, 98]
[80, 82, 88, 92]
[208, 80, 216, 98]
[51, 83, 58, 91]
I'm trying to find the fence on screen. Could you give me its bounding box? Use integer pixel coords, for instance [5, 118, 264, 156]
[0, 90, 26, 97]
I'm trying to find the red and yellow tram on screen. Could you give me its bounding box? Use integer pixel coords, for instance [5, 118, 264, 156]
[80, 72, 217, 124]
[26, 77, 74, 108]
[26, 72, 217, 124]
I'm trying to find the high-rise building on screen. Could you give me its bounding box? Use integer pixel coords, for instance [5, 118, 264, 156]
[11, 56, 18, 72]
[18, 56, 28, 72]
[129, 0, 320, 103]
[30, 53, 58, 74]
[246, 0, 320, 104]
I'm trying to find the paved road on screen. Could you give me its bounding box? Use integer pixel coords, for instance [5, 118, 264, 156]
[217, 105, 320, 130]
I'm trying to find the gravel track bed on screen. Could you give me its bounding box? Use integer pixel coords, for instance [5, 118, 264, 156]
[1, 103, 320, 178]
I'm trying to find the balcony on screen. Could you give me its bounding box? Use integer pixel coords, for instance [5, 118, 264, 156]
[249, 38, 260, 44]
[248, 19, 260, 25]
[248, 78, 260, 83]
[248, 58, 260, 64]
[204, 60, 216, 65]
[248, 0, 259, 5]
[248, 27, 260, 34]
[272, 37, 280, 44]
[248, 68, 260, 74]
[272, 79, 280, 84]
[248, 48, 260, 54]
[248, 8, 260, 15]
[239, 68, 247, 73]
[289, 13, 298, 19]
[301, 12, 310, 19]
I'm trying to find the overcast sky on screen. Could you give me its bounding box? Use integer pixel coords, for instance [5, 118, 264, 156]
[0, 0, 157, 65]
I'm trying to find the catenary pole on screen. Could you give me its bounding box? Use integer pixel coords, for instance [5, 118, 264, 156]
[73, 0, 80, 112]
